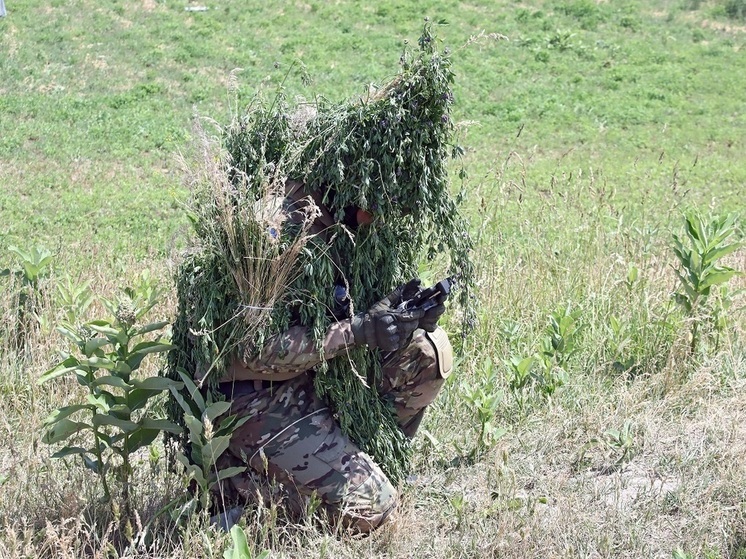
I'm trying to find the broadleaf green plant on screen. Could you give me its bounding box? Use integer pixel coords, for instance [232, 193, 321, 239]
[540, 305, 583, 368]
[223, 525, 270, 559]
[39, 277, 182, 523]
[575, 420, 636, 473]
[4, 245, 53, 353]
[535, 305, 582, 398]
[603, 420, 636, 467]
[169, 368, 250, 516]
[8, 245, 53, 287]
[461, 357, 506, 458]
[672, 211, 742, 355]
[56, 275, 95, 324]
[508, 355, 535, 411]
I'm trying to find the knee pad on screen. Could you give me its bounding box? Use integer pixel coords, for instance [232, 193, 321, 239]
[342, 465, 398, 532]
[424, 327, 453, 379]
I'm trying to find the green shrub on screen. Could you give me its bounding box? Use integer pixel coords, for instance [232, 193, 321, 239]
[672, 211, 742, 356]
[555, 0, 602, 29]
[724, 0, 746, 19]
[39, 275, 181, 524]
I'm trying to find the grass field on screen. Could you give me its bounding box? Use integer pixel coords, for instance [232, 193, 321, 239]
[1, 0, 745, 557]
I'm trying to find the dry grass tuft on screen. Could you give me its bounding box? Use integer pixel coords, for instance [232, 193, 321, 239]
[1, 144, 744, 558]
[178, 119, 320, 363]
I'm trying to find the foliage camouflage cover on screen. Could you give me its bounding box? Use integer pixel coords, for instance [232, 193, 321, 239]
[167, 23, 475, 482]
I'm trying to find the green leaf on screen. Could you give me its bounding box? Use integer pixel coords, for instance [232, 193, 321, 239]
[84, 337, 111, 357]
[114, 361, 133, 375]
[82, 455, 101, 474]
[96, 431, 114, 447]
[8, 245, 30, 262]
[214, 413, 249, 437]
[511, 356, 534, 375]
[175, 368, 206, 412]
[700, 269, 738, 289]
[626, 265, 638, 284]
[169, 385, 198, 417]
[126, 428, 160, 454]
[131, 377, 183, 391]
[80, 356, 116, 371]
[127, 388, 160, 412]
[176, 452, 206, 484]
[224, 525, 252, 559]
[86, 394, 111, 413]
[215, 466, 247, 483]
[685, 212, 703, 243]
[709, 216, 738, 245]
[704, 243, 741, 266]
[184, 415, 205, 453]
[130, 341, 176, 355]
[87, 322, 119, 336]
[92, 375, 130, 390]
[185, 463, 207, 486]
[135, 320, 170, 336]
[175, 452, 192, 470]
[126, 353, 147, 371]
[140, 418, 183, 434]
[37, 254, 54, 269]
[201, 435, 232, 469]
[92, 414, 139, 433]
[689, 250, 702, 275]
[42, 419, 89, 444]
[56, 324, 83, 345]
[108, 404, 132, 421]
[674, 270, 699, 302]
[51, 446, 89, 459]
[89, 321, 128, 345]
[204, 400, 232, 423]
[100, 297, 118, 317]
[43, 404, 91, 426]
[38, 363, 82, 385]
[126, 345, 174, 371]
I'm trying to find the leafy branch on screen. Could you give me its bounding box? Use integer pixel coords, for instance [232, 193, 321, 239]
[672, 211, 742, 355]
[39, 275, 181, 523]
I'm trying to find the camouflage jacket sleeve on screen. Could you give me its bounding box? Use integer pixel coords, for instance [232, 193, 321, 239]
[220, 319, 356, 382]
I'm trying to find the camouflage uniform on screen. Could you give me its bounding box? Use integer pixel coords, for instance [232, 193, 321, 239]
[213, 321, 453, 532]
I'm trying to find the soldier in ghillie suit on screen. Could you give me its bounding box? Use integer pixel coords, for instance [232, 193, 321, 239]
[209, 187, 455, 531]
[167, 23, 475, 532]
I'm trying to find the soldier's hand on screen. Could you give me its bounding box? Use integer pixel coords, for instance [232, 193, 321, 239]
[351, 280, 425, 352]
[378, 278, 421, 308]
[419, 292, 447, 332]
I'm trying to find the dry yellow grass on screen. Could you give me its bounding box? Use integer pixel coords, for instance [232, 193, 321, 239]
[1, 222, 743, 557]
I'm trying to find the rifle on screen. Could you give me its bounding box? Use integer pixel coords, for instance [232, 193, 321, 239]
[398, 276, 456, 312]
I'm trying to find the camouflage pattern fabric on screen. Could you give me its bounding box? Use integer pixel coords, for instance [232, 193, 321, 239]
[213, 327, 453, 532]
[220, 320, 356, 382]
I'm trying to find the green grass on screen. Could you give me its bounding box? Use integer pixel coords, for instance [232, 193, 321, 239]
[2, 0, 744, 262]
[1, 0, 745, 557]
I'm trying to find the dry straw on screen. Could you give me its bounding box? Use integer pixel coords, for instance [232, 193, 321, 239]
[177, 120, 320, 373]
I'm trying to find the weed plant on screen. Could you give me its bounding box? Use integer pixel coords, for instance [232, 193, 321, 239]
[1, 246, 53, 355]
[724, 0, 746, 19]
[38, 274, 180, 528]
[672, 211, 742, 356]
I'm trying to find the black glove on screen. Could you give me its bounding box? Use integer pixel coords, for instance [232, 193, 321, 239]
[418, 292, 447, 332]
[351, 279, 424, 352]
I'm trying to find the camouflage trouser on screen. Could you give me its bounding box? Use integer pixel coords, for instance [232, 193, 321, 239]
[214, 327, 453, 532]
